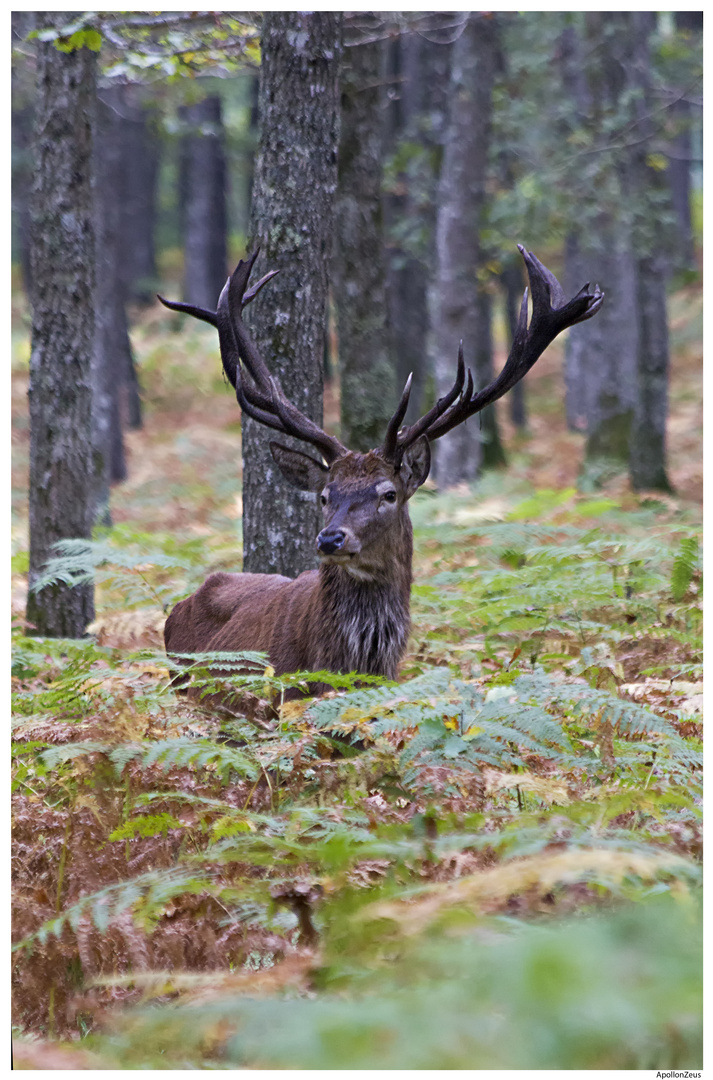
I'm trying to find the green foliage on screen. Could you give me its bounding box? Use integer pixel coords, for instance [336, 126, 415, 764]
[29, 530, 213, 613]
[671, 536, 701, 600]
[481, 12, 702, 265]
[27, 12, 261, 79]
[86, 895, 701, 1069]
[30, 16, 102, 53]
[11, 479, 701, 1063]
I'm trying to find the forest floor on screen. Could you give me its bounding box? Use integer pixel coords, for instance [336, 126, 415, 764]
[11, 279, 702, 1069]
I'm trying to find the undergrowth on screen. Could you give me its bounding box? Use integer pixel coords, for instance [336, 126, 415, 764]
[11, 480, 702, 1069]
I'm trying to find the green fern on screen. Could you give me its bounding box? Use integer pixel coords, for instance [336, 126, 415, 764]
[671, 536, 701, 600]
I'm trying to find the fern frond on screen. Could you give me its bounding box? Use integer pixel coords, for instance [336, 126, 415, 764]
[671, 536, 700, 600]
[364, 847, 699, 934]
[14, 866, 214, 950]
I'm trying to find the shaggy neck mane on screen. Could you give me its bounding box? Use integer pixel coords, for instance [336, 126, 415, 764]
[317, 516, 413, 679]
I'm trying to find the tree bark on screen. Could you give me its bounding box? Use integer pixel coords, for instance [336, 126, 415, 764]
[95, 86, 143, 433]
[579, 236, 639, 473]
[500, 257, 527, 428]
[242, 12, 342, 576]
[430, 12, 503, 486]
[120, 85, 159, 305]
[629, 253, 672, 491]
[12, 14, 35, 294]
[559, 22, 593, 434]
[627, 11, 673, 492]
[384, 25, 453, 426]
[333, 33, 395, 451]
[562, 15, 639, 483]
[663, 13, 702, 276]
[180, 95, 228, 310]
[94, 90, 131, 483]
[11, 96, 34, 294]
[26, 18, 96, 637]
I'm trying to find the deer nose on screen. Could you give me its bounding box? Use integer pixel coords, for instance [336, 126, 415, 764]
[317, 528, 346, 555]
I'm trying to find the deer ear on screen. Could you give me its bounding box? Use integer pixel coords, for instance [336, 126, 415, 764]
[400, 435, 431, 497]
[269, 442, 328, 493]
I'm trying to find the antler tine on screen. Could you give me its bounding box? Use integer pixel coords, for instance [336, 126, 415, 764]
[157, 255, 278, 391]
[382, 373, 413, 460]
[243, 268, 281, 306]
[393, 245, 604, 447]
[161, 253, 348, 465]
[391, 343, 467, 461]
[226, 259, 348, 463]
[157, 294, 218, 328]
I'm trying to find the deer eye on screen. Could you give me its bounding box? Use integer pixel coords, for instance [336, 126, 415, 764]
[321, 493, 328, 506]
[383, 491, 397, 503]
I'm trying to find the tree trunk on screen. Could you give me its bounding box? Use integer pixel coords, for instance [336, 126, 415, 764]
[563, 236, 590, 434]
[181, 95, 228, 310]
[11, 14, 35, 295]
[333, 33, 395, 451]
[430, 12, 502, 486]
[629, 253, 672, 491]
[582, 244, 638, 469]
[242, 12, 342, 577]
[120, 85, 159, 305]
[669, 12, 702, 273]
[559, 23, 593, 434]
[384, 25, 453, 425]
[26, 19, 96, 637]
[95, 86, 143, 433]
[11, 101, 34, 296]
[500, 257, 527, 428]
[627, 12, 673, 492]
[562, 15, 640, 485]
[94, 90, 131, 482]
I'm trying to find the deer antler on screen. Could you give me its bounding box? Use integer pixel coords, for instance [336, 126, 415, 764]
[382, 245, 603, 466]
[160, 245, 603, 474]
[158, 253, 348, 465]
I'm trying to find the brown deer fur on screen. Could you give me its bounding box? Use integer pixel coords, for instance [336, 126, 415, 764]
[164, 448, 424, 682]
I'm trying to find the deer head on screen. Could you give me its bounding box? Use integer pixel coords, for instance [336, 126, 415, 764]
[159, 247, 603, 580]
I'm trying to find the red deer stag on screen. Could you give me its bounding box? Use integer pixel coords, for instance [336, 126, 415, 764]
[159, 246, 602, 688]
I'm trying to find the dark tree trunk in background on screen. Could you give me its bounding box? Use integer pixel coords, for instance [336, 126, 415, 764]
[564, 13, 674, 491]
[94, 91, 129, 490]
[95, 87, 142, 437]
[493, 24, 527, 432]
[559, 23, 593, 435]
[120, 85, 159, 305]
[242, 12, 342, 577]
[384, 22, 453, 424]
[562, 15, 639, 483]
[500, 256, 527, 428]
[12, 101, 34, 295]
[11, 13, 34, 294]
[333, 31, 395, 451]
[562, 236, 588, 433]
[181, 95, 228, 310]
[666, 97, 694, 274]
[665, 12, 702, 275]
[26, 21, 96, 637]
[628, 11, 673, 493]
[630, 253, 672, 491]
[430, 12, 503, 486]
[579, 236, 638, 472]
[565, 210, 639, 475]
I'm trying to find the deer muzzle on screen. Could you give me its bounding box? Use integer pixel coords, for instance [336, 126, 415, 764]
[316, 528, 348, 556]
